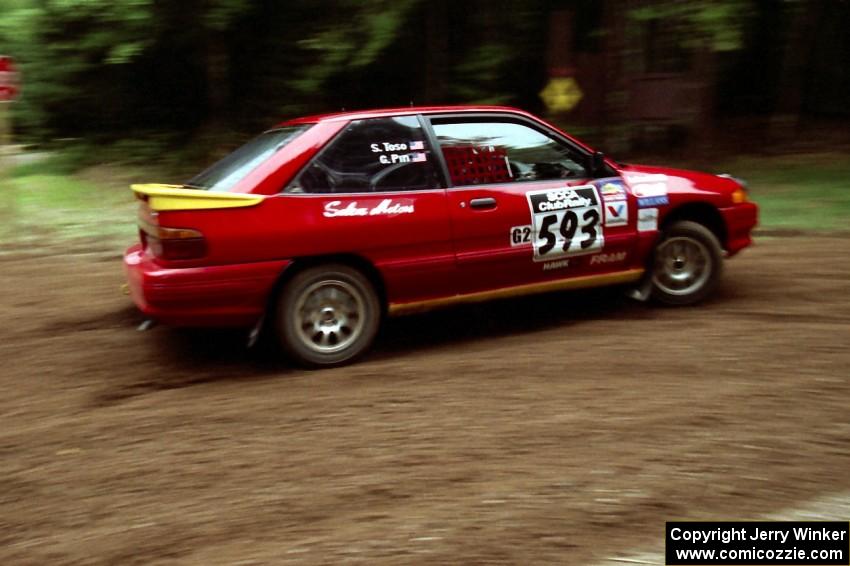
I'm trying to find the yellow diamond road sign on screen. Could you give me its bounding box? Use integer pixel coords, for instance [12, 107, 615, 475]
[540, 77, 583, 113]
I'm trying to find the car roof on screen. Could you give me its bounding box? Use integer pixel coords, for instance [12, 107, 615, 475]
[277, 105, 535, 126]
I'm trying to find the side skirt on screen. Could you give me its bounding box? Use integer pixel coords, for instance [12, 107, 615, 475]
[388, 268, 645, 316]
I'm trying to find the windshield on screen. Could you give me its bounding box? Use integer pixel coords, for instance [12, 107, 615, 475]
[185, 125, 309, 192]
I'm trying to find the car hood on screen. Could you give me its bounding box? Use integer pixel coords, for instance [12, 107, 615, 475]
[617, 163, 742, 197]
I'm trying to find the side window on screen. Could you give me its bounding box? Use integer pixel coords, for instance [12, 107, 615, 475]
[430, 119, 589, 186]
[292, 116, 439, 193]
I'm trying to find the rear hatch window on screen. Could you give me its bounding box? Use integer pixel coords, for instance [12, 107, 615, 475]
[185, 125, 310, 192]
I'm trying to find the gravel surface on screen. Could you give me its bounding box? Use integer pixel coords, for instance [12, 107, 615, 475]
[1, 235, 848, 564]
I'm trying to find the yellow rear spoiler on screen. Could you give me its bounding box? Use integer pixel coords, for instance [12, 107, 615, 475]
[131, 184, 264, 212]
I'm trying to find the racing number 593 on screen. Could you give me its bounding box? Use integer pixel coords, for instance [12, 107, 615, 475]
[538, 209, 600, 255]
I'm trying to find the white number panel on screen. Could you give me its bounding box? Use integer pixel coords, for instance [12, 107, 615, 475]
[526, 185, 604, 262]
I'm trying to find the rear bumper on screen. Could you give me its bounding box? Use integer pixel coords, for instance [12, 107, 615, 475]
[123, 244, 290, 327]
[720, 202, 758, 256]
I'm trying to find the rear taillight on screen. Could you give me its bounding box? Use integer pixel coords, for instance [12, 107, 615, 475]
[139, 220, 207, 260]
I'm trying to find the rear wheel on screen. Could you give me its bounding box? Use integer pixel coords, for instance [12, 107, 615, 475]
[276, 264, 380, 367]
[650, 220, 723, 306]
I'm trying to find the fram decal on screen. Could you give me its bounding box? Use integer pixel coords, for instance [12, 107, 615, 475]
[637, 195, 669, 207]
[637, 207, 659, 232]
[590, 252, 626, 265]
[323, 199, 414, 218]
[605, 201, 628, 227]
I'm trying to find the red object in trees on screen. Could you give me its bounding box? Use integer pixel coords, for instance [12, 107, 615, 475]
[0, 56, 19, 101]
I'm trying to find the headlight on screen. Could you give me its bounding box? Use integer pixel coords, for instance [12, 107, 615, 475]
[718, 174, 748, 203]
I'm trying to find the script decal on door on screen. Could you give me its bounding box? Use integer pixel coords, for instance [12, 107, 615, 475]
[526, 185, 604, 262]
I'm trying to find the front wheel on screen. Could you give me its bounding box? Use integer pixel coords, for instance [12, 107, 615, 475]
[650, 220, 723, 306]
[275, 264, 381, 367]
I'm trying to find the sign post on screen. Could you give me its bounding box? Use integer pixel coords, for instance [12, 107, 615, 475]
[0, 56, 20, 133]
[541, 10, 583, 116]
[0, 56, 20, 188]
[0, 100, 9, 148]
[0, 55, 19, 224]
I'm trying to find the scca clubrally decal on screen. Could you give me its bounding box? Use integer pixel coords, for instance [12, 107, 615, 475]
[526, 185, 604, 262]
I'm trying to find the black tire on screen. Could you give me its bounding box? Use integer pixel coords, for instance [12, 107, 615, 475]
[649, 220, 723, 306]
[275, 264, 381, 367]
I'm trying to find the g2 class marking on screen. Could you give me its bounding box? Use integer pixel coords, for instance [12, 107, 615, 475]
[510, 225, 532, 246]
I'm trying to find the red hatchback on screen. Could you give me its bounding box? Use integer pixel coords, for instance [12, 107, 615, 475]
[124, 106, 757, 366]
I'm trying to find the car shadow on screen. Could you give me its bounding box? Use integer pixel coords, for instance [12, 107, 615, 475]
[97, 278, 747, 404]
[373, 286, 649, 358]
[134, 286, 644, 374]
[90, 321, 289, 406]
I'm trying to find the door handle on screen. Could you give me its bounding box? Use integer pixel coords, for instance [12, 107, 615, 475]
[469, 197, 497, 210]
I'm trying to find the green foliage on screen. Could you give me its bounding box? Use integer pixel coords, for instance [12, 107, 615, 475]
[0, 0, 156, 138]
[629, 0, 753, 52]
[204, 0, 251, 31]
[0, 0, 263, 138]
[44, 0, 154, 63]
[1, 0, 815, 159]
[449, 43, 514, 104]
[445, 0, 547, 105]
[0, 0, 431, 139]
[291, 0, 421, 96]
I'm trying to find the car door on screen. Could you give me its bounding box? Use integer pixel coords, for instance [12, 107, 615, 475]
[280, 115, 456, 306]
[425, 114, 638, 296]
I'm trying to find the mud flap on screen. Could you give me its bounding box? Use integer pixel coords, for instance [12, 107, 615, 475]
[247, 314, 265, 349]
[626, 273, 653, 302]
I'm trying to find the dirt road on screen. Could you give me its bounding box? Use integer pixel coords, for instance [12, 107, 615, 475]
[1, 235, 849, 564]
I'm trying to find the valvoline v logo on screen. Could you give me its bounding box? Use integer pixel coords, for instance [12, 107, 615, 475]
[605, 201, 628, 227]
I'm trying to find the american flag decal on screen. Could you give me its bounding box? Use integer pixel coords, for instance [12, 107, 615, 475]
[411, 152, 427, 163]
[409, 141, 424, 150]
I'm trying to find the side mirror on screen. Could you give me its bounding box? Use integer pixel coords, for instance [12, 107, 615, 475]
[591, 151, 606, 177]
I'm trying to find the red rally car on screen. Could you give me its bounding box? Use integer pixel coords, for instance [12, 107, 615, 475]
[124, 106, 758, 367]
